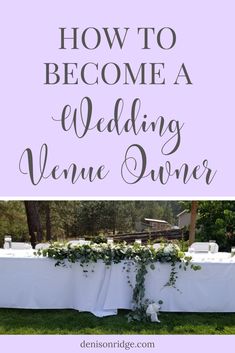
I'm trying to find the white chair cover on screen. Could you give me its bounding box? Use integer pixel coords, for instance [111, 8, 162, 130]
[10, 242, 32, 250]
[68, 240, 90, 246]
[35, 243, 50, 250]
[189, 242, 219, 253]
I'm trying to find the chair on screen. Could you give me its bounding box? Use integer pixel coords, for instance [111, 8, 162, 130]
[68, 240, 82, 246]
[68, 240, 90, 246]
[35, 243, 50, 250]
[188, 242, 219, 253]
[10, 242, 32, 250]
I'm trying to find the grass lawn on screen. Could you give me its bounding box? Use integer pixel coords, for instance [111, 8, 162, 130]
[1, 309, 235, 334]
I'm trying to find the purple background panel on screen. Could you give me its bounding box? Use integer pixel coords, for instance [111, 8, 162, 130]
[1, 0, 235, 196]
[0, 335, 235, 353]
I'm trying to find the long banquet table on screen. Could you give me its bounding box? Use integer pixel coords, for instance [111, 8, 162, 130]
[0, 249, 235, 317]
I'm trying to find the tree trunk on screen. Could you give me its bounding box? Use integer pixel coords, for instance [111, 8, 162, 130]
[112, 201, 116, 235]
[24, 201, 43, 248]
[189, 201, 198, 246]
[45, 203, 51, 241]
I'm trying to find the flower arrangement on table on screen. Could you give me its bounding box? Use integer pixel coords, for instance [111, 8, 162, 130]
[37, 241, 201, 322]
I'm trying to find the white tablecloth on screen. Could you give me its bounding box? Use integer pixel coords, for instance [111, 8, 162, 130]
[1, 250, 235, 316]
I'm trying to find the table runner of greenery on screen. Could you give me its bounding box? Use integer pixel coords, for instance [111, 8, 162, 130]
[38, 242, 201, 322]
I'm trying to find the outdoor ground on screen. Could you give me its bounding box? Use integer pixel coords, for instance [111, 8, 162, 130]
[1, 309, 235, 334]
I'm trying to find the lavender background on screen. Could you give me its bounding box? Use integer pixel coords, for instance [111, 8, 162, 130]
[1, 335, 235, 353]
[1, 0, 234, 197]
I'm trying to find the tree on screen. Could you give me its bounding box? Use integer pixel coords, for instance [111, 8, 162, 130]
[189, 201, 198, 245]
[0, 200, 189, 244]
[45, 203, 51, 241]
[197, 201, 235, 250]
[24, 201, 43, 248]
[0, 201, 28, 246]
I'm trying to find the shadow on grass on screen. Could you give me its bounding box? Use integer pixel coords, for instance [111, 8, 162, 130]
[1, 309, 235, 334]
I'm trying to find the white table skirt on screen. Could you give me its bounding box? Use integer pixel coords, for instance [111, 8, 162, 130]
[0, 250, 235, 316]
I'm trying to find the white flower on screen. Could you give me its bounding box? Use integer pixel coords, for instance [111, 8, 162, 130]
[163, 243, 179, 255]
[163, 244, 174, 254]
[134, 255, 141, 262]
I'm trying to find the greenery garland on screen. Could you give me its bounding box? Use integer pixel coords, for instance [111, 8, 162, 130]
[38, 241, 201, 322]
